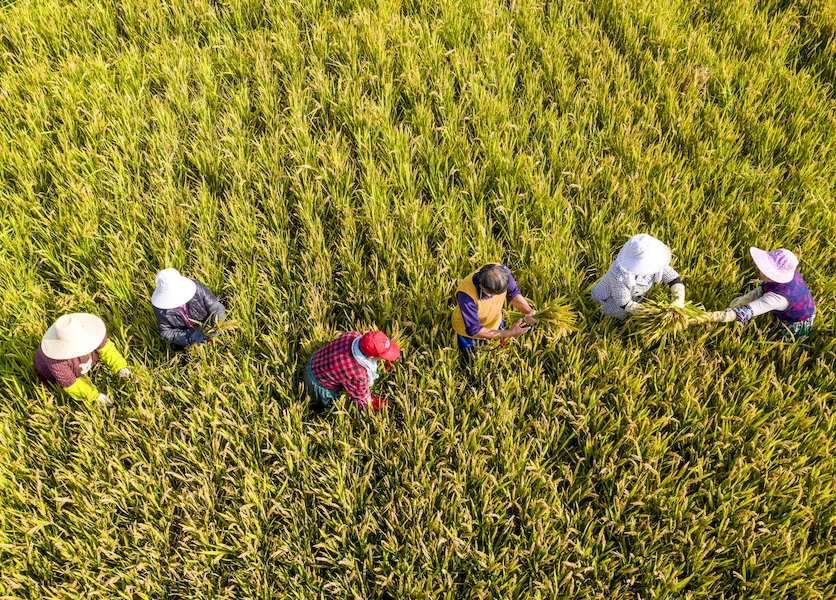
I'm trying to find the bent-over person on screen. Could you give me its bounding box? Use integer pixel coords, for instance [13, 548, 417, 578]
[151, 268, 226, 346]
[451, 263, 535, 354]
[34, 313, 130, 407]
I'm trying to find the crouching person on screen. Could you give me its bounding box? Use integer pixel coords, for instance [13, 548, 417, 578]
[303, 331, 401, 412]
[701, 247, 815, 340]
[151, 268, 226, 346]
[34, 313, 130, 407]
[590, 234, 686, 319]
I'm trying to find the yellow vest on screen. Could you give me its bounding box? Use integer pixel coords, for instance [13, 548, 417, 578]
[451, 271, 507, 337]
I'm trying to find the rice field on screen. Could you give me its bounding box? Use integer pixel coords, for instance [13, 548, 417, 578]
[1, 0, 835, 597]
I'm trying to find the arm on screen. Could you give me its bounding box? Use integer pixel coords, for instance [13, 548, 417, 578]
[509, 294, 536, 323]
[607, 272, 634, 312]
[196, 282, 226, 324]
[730, 286, 763, 308]
[63, 379, 100, 403]
[470, 321, 530, 340]
[98, 339, 127, 373]
[730, 292, 790, 322]
[503, 266, 535, 323]
[343, 375, 372, 409]
[155, 308, 206, 346]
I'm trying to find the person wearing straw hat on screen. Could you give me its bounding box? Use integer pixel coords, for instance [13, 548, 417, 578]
[151, 268, 226, 346]
[303, 330, 401, 412]
[451, 263, 536, 354]
[590, 234, 686, 319]
[698, 247, 815, 339]
[33, 313, 131, 407]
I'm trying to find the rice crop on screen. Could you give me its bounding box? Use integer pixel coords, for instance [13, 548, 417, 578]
[1, 0, 835, 598]
[630, 300, 711, 344]
[507, 297, 580, 338]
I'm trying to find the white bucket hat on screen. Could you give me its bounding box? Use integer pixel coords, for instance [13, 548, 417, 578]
[151, 268, 197, 309]
[749, 247, 798, 284]
[41, 313, 107, 360]
[616, 234, 672, 275]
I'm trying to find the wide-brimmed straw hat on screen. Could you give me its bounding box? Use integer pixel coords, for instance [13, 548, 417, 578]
[616, 234, 671, 275]
[749, 247, 798, 284]
[151, 268, 197, 309]
[40, 313, 107, 360]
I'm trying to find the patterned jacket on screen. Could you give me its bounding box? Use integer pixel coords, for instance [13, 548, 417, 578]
[591, 262, 681, 319]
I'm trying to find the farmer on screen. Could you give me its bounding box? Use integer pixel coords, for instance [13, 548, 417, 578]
[151, 268, 226, 346]
[303, 330, 401, 412]
[33, 313, 131, 407]
[451, 263, 536, 354]
[590, 234, 686, 319]
[700, 247, 815, 339]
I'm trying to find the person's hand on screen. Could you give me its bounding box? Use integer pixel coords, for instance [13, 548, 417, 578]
[189, 328, 208, 344]
[729, 287, 763, 308]
[670, 283, 686, 308]
[709, 310, 736, 323]
[371, 395, 387, 410]
[97, 393, 113, 408]
[523, 311, 537, 325]
[624, 300, 642, 315]
[507, 319, 531, 337]
[118, 368, 131, 379]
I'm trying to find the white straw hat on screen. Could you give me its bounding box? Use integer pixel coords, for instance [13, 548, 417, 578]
[151, 268, 197, 309]
[40, 313, 107, 360]
[616, 234, 672, 275]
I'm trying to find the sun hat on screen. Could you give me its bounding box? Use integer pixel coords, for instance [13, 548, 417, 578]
[151, 268, 198, 309]
[358, 331, 401, 361]
[40, 313, 107, 360]
[749, 247, 798, 284]
[616, 234, 672, 275]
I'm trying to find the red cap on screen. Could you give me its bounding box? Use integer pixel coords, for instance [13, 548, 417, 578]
[359, 331, 400, 361]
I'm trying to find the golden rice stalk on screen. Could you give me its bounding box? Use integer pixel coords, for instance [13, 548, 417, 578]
[630, 300, 710, 343]
[506, 297, 580, 338]
[202, 316, 241, 337]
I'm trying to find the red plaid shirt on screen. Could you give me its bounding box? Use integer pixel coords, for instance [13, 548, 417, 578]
[311, 332, 371, 408]
[33, 336, 108, 387]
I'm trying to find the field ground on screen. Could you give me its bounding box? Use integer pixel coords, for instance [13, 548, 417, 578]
[1, 0, 836, 597]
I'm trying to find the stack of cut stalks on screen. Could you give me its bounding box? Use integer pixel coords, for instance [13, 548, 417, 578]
[630, 300, 711, 344]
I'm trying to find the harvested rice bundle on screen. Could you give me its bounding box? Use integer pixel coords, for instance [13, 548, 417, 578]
[202, 315, 240, 338]
[506, 297, 580, 338]
[630, 300, 710, 343]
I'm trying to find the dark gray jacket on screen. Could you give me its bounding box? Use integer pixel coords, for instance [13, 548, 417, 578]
[153, 280, 226, 346]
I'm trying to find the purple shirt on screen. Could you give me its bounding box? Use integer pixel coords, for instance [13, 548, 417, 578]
[456, 265, 521, 336]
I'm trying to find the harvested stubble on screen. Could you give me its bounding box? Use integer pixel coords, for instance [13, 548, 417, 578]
[507, 298, 580, 338]
[630, 300, 710, 344]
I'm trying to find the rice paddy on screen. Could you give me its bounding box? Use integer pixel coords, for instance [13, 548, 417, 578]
[1, 0, 835, 598]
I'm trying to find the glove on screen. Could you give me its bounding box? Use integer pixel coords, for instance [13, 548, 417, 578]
[189, 328, 208, 344]
[624, 300, 642, 315]
[118, 368, 131, 379]
[709, 310, 737, 323]
[670, 283, 686, 308]
[97, 393, 113, 408]
[383, 360, 392, 372]
[729, 287, 763, 308]
[371, 395, 387, 410]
